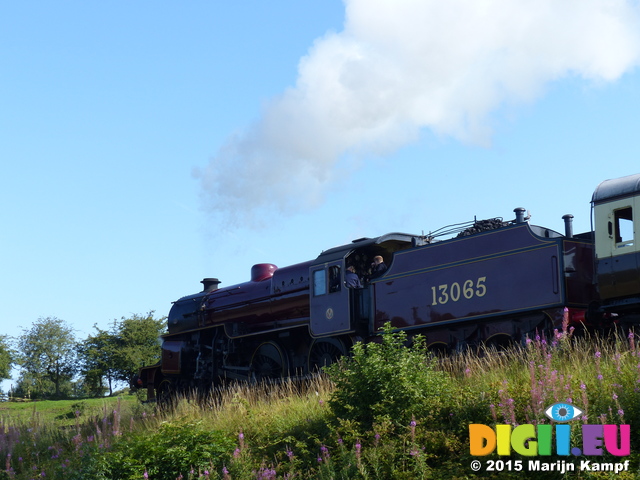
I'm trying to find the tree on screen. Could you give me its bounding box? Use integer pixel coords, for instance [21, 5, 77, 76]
[0, 336, 16, 391]
[113, 311, 166, 383]
[77, 312, 166, 396]
[78, 325, 119, 396]
[16, 317, 77, 399]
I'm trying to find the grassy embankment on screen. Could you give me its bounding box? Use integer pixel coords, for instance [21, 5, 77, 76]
[2, 328, 640, 479]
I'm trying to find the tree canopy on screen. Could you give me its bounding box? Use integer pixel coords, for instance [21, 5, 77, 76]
[79, 312, 166, 396]
[0, 335, 15, 381]
[16, 316, 77, 398]
[114, 312, 166, 382]
[10, 312, 166, 399]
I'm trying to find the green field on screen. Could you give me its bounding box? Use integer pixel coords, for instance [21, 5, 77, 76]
[0, 394, 139, 427]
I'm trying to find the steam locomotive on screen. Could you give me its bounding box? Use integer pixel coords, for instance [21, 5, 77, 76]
[134, 173, 640, 401]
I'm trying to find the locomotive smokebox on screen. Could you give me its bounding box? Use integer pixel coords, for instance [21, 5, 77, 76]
[201, 278, 221, 292]
[562, 214, 574, 238]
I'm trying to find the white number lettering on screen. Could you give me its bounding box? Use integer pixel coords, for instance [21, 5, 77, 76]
[431, 277, 487, 305]
[450, 282, 460, 302]
[438, 285, 449, 304]
[476, 276, 487, 297]
[463, 279, 474, 299]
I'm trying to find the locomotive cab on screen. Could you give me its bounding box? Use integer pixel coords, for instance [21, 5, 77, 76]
[309, 233, 417, 337]
[592, 173, 640, 309]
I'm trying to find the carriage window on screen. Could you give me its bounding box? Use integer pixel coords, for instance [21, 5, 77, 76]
[313, 269, 327, 296]
[329, 266, 341, 293]
[614, 207, 634, 247]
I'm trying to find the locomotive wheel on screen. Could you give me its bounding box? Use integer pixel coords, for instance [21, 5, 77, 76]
[529, 314, 554, 342]
[156, 379, 175, 407]
[426, 342, 450, 356]
[308, 338, 346, 372]
[484, 334, 513, 352]
[250, 341, 288, 381]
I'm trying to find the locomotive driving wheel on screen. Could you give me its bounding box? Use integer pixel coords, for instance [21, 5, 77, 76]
[156, 379, 175, 407]
[250, 341, 288, 381]
[308, 338, 346, 372]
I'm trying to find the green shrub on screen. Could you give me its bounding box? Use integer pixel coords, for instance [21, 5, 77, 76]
[98, 420, 235, 480]
[326, 323, 452, 434]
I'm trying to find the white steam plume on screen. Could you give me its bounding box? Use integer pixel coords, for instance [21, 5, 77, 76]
[197, 0, 640, 224]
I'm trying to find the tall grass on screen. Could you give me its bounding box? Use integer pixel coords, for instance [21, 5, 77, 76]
[441, 327, 640, 428]
[2, 329, 640, 479]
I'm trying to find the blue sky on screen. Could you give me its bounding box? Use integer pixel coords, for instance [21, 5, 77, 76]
[2, 0, 640, 391]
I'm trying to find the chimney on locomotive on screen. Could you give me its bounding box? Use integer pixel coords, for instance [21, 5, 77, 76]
[514, 208, 527, 224]
[201, 278, 221, 293]
[562, 214, 574, 238]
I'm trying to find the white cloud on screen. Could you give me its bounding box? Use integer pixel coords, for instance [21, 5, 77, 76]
[197, 0, 640, 225]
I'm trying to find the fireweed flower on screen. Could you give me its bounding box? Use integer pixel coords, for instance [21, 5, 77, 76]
[489, 404, 497, 422]
[320, 444, 330, 461]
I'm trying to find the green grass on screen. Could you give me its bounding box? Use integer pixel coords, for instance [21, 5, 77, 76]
[0, 395, 139, 427]
[2, 330, 640, 479]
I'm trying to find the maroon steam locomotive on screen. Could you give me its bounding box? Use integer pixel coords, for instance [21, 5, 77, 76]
[134, 173, 640, 401]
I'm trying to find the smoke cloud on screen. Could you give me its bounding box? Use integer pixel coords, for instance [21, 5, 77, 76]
[197, 0, 640, 224]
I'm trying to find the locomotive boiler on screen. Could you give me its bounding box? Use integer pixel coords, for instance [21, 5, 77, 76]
[135, 173, 640, 402]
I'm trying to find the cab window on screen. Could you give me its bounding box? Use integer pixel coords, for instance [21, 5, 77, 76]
[313, 269, 326, 296]
[614, 207, 634, 247]
[329, 266, 341, 293]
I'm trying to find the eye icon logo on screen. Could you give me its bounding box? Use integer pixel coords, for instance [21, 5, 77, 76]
[544, 403, 583, 422]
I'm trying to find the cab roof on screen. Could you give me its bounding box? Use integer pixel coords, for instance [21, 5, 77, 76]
[592, 173, 640, 204]
[313, 232, 418, 264]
